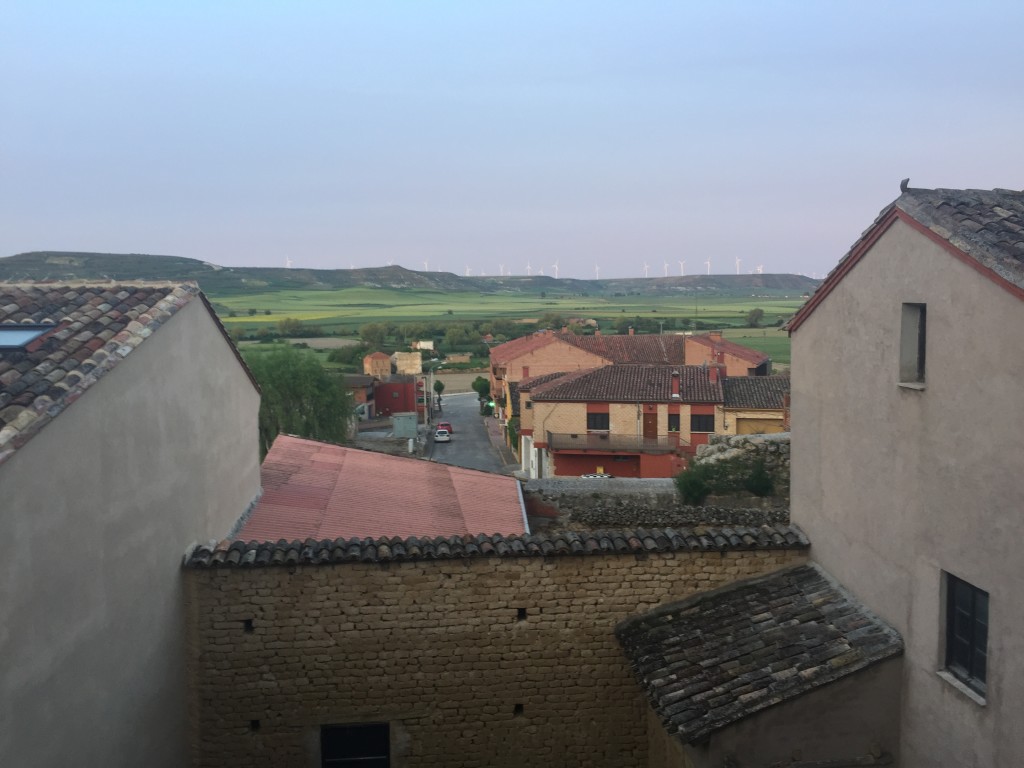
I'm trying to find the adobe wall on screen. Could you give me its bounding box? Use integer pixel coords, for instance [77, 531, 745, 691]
[185, 546, 807, 767]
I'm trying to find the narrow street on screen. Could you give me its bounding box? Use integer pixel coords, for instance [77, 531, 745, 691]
[427, 391, 518, 475]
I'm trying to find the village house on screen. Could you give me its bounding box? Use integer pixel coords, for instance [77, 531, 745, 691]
[720, 374, 789, 435]
[518, 365, 722, 478]
[0, 283, 262, 768]
[684, 331, 771, 376]
[788, 184, 1024, 765]
[363, 350, 392, 378]
[342, 373, 376, 420]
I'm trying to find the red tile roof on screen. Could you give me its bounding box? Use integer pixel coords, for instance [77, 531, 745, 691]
[235, 435, 527, 542]
[530, 365, 723, 403]
[559, 333, 685, 364]
[488, 331, 565, 364]
[685, 334, 769, 365]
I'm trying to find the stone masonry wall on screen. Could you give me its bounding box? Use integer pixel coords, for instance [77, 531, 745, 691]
[185, 547, 807, 767]
[695, 432, 791, 500]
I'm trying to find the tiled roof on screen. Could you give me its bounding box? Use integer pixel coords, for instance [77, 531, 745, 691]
[343, 374, 376, 387]
[365, 351, 391, 360]
[489, 332, 566, 364]
[790, 185, 1024, 332]
[530, 365, 723, 404]
[722, 375, 790, 409]
[0, 283, 224, 466]
[186, 523, 810, 567]
[685, 334, 769, 365]
[615, 563, 903, 744]
[517, 371, 570, 391]
[560, 333, 686, 364]
[234, 435, 528, 541]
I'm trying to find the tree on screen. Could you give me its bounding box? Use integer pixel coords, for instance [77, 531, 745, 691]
[746, 308, 765, 328]
[433, 379, 446, 396]
[244, 346, 352, 456]
[359, 322, 387, 347]
[471, 376, 491, 400]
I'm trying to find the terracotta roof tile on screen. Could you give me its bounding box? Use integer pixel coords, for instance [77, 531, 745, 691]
[685, 334, 769, 365]
[234, 435, 528, 542]
[559, 334, 686, 364]
[531, 365, 722, 403]
[615, 564, 902, 744]
[186, 522, 810, 567]
[488, 332, 565, 364]
[722, 375, 790, 409]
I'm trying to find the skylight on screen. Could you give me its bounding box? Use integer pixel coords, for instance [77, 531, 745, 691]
[0, 324, 54, 349]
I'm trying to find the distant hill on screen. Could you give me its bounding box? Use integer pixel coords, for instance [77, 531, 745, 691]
[0, 251, 818, 297]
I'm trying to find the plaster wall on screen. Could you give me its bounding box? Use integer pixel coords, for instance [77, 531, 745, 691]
[791, 217, 1024, 766]
[0, 299, 262, 768]
[185, 548, 806, 767]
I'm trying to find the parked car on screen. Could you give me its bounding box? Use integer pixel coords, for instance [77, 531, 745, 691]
[437, 421, 453, 433]
[580, 473, 613, 479]
[434, 428, 452, 443]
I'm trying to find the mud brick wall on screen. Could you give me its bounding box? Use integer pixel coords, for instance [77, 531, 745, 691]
[185, 546, 807, 767]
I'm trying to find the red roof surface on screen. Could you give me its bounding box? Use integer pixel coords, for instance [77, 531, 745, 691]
[685, 334, 769, 365]
[235, 435, 527, 542]
[488, 332, 566, 364]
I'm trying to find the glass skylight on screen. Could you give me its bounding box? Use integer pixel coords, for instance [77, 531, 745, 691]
[0, 324, 53, 349]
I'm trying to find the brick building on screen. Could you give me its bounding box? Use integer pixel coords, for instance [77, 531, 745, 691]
[684, 331, 771, 376]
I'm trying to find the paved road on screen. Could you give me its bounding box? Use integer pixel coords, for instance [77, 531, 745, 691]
[428, 392, 514, 474]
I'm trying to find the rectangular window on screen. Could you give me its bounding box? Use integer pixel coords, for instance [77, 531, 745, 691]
[690, 414, 715, 433]
[321, 723, 390, 768]
[586, 413, 610, 431]
[945, 573, 988, 696]
[668, 414, 680, 432]
[900, 303, 926, 384]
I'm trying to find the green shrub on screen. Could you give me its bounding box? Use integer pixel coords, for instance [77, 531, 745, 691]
[743, 460, 774, 497]
[674, 464, 714, 505]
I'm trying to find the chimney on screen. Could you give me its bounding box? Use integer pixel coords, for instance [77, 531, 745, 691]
[595, 329, 601, 336]
[671, 370, 680, 398]
[628, 326, 634, 336]
[709, 330, 722, 342]
[709, 365, 719, 384]
[562, 325, 568, 333]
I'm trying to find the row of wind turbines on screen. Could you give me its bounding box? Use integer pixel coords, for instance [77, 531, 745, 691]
[456, 258, 765, 279]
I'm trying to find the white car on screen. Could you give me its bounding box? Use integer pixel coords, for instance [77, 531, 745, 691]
[434, 428, 451, 443]
[580, 473, 613, 479]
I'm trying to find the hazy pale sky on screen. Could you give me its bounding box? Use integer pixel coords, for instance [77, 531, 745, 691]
[3, 1, 1023, 279]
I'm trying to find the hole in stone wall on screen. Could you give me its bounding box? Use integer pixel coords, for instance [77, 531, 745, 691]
[513, 704, 524, 717]
[249, 720, 260, 731]
[516, 608, 527, 621]
[242, 619, 254, 633]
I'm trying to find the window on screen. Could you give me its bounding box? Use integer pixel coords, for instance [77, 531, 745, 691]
[900, 303, 926, 384]
[525, 401, 533, 409]
[690, 414, 715, 433]
[586, 413, 610, 431]
[668, 414, 680, 432]
[321, 723, 390, 768]
[944, 573, 988, 696]
[0, 324, 52, 349]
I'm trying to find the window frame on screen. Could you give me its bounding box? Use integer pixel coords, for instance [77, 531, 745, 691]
[586, 412, 610, 431]
[690, 413, 715, 433]
[899, 303, 927, 386]
[943, 572, 988, 697]
[667, 413, 680, 433]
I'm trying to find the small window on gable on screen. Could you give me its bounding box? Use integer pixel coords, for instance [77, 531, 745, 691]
[0, 324, 52, 349]
[944, 572, 988, 697]
[586, 412, 610, 431]
[900, 303, 926, 385]
[321, 723, 390, 768]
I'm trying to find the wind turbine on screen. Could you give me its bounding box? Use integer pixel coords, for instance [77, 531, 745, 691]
[423, 260, 429, 272]
[285, 256, 293, 268]
[538, 267, 545, 276]
[595, 264, 600, 279]
[465, 266, 472, 276]
[756, 264, 764, 274]
[735, 257, 742, 275]
[679, 260, 685, 276]
[526, 261, 532, 276]
[551, 260, 559, 279]
[499, 264, 505, 276]
[705, 258, 711, 275]
[643, 262, 650, 278]
[663, 261, 669, 277]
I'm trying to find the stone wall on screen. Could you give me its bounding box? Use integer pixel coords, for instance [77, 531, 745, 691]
[695, 432, 791, 500]
[185, 542, 807, 767]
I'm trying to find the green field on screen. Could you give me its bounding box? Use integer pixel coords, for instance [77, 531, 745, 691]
[210, 287, 803, 366]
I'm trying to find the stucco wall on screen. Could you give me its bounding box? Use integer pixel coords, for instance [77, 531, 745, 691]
[184, 547, 807, 767]
[791, 217, 1024, 766]
[0, 298, 262, 768]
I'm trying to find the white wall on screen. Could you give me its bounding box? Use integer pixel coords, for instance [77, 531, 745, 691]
[791, 218, 1024, 766]
[0, 298, 261, 768]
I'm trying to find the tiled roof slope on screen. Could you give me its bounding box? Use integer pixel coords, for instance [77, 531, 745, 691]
[722, 375, 790, 409]
[0, 283, 211, 465]
[897, 187, 1024, 290]
[615, 563, 903, 744]
[489, 332, 570, 364]
[234, 435, 527, 542]
[186, 523, 810, 567]
[517, 371, 570, 391]
[531, 365, 723, 403]
[790, 186, 1024, 332]
[686, 334, 769, 365]
[560, 333, 685, 364]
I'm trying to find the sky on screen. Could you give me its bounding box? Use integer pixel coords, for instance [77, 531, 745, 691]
[3, 1, 1023, 280]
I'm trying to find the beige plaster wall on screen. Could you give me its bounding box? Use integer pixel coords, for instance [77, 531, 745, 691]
[185, 548, 806, 767]
[791, 218, 1024, 766]
[0, 299, 262, 768]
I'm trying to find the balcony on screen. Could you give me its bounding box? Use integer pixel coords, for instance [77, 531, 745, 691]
[546, 431, 685, 455]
